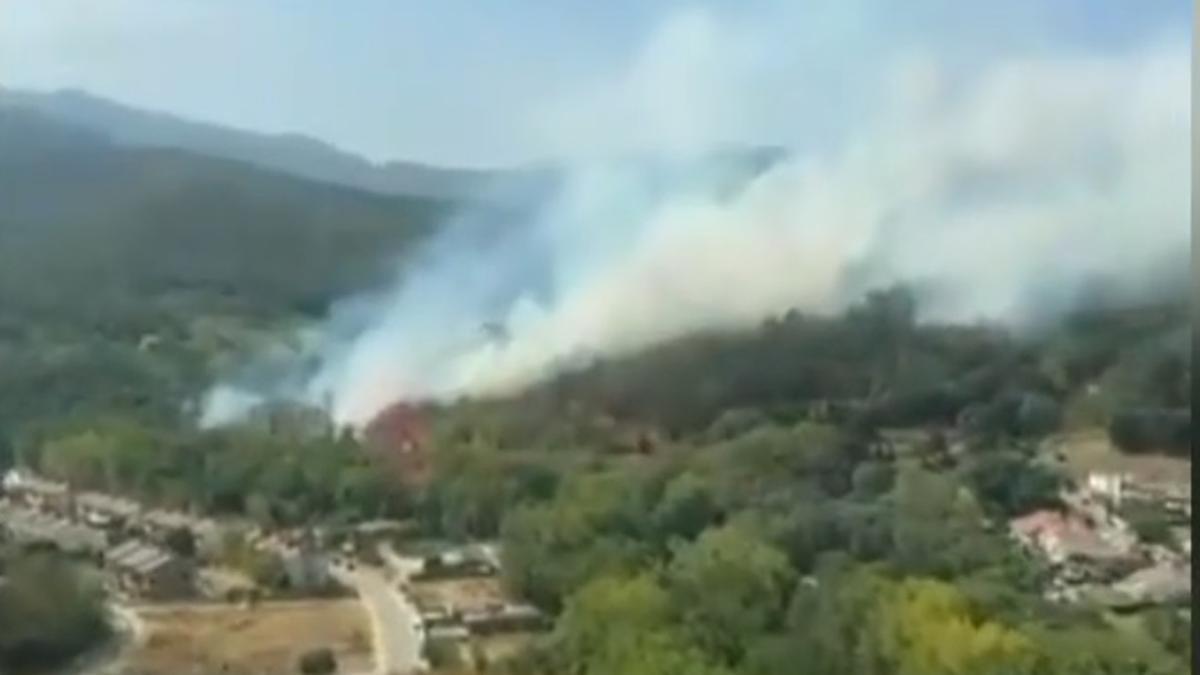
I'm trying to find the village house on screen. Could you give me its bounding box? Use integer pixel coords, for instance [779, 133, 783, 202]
[1009, 510, 1138, 582]
[1059, 488, 1139, 552]
[1126, 480, 1192, 519]
[347, 519, 416, 549]
[416, 603, 458, 631]
[105, 539, 195, 600]
[1087, 472, 1126, 505]
[1085, 470, 1191, 518]
[76, 491, 142, 529]
[278, 540, 332, 591]
[415, 599, 547, 642]
[2, 469, 70, 513]
[462, 603, 548, 635]
[0, 502, 108, 557]
[427, 624, 470, 642]
[416, 546, 498, 581]
[142, 508, 217, 537]
[407, 542, 549, 649]
[139, 508, 222, 554]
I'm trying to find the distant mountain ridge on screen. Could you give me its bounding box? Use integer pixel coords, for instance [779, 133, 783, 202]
[0, 105, 454, 319]
[0, 87, 526, 202]
[0, 88, 791, 207]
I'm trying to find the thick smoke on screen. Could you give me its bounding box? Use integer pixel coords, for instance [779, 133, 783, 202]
[199, 13, 1190, 429]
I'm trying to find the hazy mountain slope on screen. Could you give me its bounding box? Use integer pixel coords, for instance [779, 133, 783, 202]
[0, 107, 450, 321]
[0, 87, 503, 201]
[0, 89, 788, 206]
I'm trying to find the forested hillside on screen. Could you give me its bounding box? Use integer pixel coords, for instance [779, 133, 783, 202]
[0, 108, 448, 317]
[0, 106, 1191, 675]
[413, 291, 1191, 675]
[428, 289, 1190, 450]
[0, 87, 502, 201]
[0, 108, 449, 445]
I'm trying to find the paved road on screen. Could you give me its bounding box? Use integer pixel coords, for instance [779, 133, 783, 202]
[333, 562, 425, 675]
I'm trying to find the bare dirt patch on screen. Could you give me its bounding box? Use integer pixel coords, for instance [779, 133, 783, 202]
[125, 600, 372, 675]
[410, 577, 506, 613]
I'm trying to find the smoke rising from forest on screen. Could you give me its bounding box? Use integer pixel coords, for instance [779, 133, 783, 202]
[199, 10, 1190, 429]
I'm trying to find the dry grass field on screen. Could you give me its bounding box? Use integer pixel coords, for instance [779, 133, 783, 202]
[126, 599, 373, 675]
[1042, 430, 1191, 485]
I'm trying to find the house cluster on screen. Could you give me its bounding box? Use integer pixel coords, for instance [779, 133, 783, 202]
[1085, 471, 1191, 519]
[0, 500, 108, 556]
[413, 544, 501, 581]
[419, 601, 548, 643]
[3, 469, 219, 539]
[1, 468, 212, 600]
[249, 527, 335, 592]
[408, 545, 548, 648]
[105, 538, 195, 600]
[1008, 470, 1191, 609]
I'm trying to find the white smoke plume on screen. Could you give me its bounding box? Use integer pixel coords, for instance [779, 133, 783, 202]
[200, 9, 1190, 428]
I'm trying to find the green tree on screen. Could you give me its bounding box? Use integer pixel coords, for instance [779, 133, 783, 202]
[747, 564, 891, 675]
[501, 472, 652, 610]
[960, 452, 1061, 517]
[1143, 607, 1192, 663]
[39, 429, 116, 489]
[1015, 392, 1062, 437]
[851, 461, 894, 499]
[666, 522, 794, 662]
[774, 502, 843, 571]
[890, 465, 1001, 576]
[873, 578, 1039, 675]
[652, 472, 720, 543]
[0, 553, 109, 670]
[556, 574, 731, 675]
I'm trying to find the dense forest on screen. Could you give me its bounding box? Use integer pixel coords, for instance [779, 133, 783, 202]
[413, 292, 1192, 675]
[6, 290, 1191, 674]
[0, 107, 451, 448]
[0, 107, 1192, 674]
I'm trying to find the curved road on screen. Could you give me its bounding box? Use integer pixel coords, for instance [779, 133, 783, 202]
[332, 560, 425, 675]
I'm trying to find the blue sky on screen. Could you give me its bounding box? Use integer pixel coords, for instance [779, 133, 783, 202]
[1, 0, 1190, 167]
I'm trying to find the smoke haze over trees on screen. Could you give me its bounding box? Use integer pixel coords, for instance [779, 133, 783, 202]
[200, 23, 1190, 427]
[0, 3, 1191, 673]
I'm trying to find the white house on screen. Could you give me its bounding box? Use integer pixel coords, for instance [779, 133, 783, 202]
[1087, 472, 1127, 505]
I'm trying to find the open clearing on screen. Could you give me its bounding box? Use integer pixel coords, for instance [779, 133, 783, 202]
[1042, 430, 1190, 484]
[126, 599, 372, 675]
